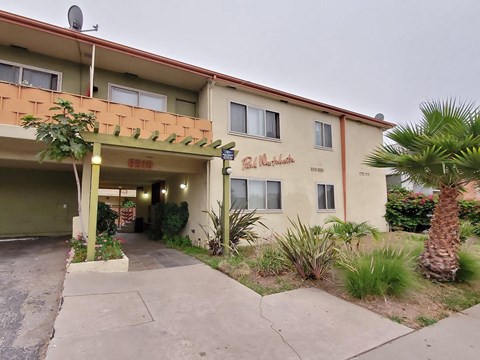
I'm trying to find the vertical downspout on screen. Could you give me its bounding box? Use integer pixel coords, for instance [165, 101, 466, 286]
[89, 44, 96, 98]
[340, 115, 347, 221]
[206, 78, 215, 215]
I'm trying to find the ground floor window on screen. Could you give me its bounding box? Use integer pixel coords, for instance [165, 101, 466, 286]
[231, 178, 281, 210]
[317, 183, 335, 210]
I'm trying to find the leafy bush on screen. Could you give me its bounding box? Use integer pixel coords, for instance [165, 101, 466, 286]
[165, 235, 192, 248]
[149, 202, 189, 240]
[256, 245, 288, 276]
[162, 202, 189, 237]
[203, 201, 265, 255]
[456, 250, 480, 282]
[339, 247, 415, 299]
[70, 233, 124, 262]
[121, 199, 136, 208]
[97, 202, 118, 235]
[385, 187, 436, 232]
[276, 217, 337, 280]
[386, 187, 480, 233]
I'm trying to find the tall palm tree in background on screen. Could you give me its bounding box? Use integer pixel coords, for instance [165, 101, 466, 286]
[365, 100, 480, 281]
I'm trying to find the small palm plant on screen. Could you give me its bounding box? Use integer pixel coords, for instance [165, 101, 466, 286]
[325, 216, 381, 251]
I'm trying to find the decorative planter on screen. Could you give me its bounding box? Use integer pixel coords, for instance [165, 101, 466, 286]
[67, 254, 129, 273]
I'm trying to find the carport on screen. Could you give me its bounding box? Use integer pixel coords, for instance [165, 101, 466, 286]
[81, 125, 237, 260]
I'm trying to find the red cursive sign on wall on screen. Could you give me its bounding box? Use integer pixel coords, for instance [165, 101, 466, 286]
[241, 153, 295, 170]
[128, 159, 153, 169]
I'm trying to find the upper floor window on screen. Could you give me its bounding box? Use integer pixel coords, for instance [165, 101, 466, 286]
[230, 102, 280, 140]
[0, 60, 61, 91]
[315, 121, 332, 149]
[231, 178, 282, 210]
[317, 183, 335, 210]
[109, 84, 167, 112]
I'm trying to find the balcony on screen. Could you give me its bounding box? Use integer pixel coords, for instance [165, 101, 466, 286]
[0, 82, 212, 143]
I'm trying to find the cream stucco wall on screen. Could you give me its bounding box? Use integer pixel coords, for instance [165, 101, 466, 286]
[345, 121, 388, 230]
[209, 85, 350, 238]
[164, 165, 209, 246]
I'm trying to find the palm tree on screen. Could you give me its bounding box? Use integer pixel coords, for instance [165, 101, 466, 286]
[325, 216, 381, 251]
[365, 100, 480, 281]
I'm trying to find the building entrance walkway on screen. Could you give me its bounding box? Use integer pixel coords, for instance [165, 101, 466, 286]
[120, 232, 200, 271]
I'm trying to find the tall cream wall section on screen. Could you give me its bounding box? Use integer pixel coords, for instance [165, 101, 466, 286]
[164, 165, 209, 246]
[345, 121, 388, 230]
[208, 85, 345, 238]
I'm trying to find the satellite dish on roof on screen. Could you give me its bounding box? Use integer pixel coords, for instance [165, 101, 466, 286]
[375, 113, 385, 121]
[68, 5, 83, 31]
[67, 5, 99, 32]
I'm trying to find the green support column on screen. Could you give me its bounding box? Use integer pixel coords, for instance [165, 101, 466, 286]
[222, 160, 231, 255]
[87, 142, 102, 261]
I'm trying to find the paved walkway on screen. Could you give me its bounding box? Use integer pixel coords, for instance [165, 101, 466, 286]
[120, 233, 200, 271]
[0, 237, 69, 360]
[46, 263, 412, 360]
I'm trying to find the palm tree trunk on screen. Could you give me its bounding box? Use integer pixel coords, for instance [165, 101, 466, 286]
[72, 160, 88, 243]
[419, 185, 460, 281]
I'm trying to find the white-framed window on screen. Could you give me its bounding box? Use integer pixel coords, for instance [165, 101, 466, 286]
[317, 183, 335, 210]
[109, 84, 167, 112]
[315, 121, 332, 149]
[230, 102, 280, 140]
[231, 178, 282, 210]
[0, 60, 61, 91]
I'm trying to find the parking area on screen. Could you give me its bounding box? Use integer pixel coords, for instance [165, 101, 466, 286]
[0, 237, 69, 360]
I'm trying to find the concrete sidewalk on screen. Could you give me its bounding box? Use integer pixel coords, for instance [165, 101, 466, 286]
[46, 263, 412, 360]
[354, 304, 480, 360]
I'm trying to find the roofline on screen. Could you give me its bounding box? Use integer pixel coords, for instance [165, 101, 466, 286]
[0, 10, 395, 129]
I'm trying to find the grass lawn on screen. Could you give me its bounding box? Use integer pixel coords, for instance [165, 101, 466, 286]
[173, 231, 480, 329]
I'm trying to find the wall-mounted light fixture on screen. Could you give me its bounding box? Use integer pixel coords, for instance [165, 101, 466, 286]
[161, 189, 167, 194]
[222, 167, 232, 175]
[180, 182, 187, 189]
[91, 155, 102, 165]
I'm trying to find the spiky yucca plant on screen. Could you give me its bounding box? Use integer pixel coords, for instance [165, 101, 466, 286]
[276, 217, 337, 280]
[365, 99, 480, 281]
[203, 201, 265, 255]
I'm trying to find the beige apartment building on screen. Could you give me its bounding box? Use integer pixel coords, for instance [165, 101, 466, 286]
[0, 10, 393, 242]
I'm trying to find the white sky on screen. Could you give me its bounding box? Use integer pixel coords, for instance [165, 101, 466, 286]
[1, 0, 480, 126]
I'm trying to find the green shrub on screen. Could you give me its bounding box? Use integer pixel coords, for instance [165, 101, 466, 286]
[97, 202, 118, 235]
[385, 188, 436, 232]
[276, 217, 337, 280]
[165, 235, 192, 248]
[148, 202, 189, 240]
[459, 221, 476, 242]
[340, 247, 415, 299]
[203, 201, 265, 255]
[385, 188, 480, 233]
[256, 245, 288, 276]
[70, 233, 124, 262]
[456, 251, 480, 282]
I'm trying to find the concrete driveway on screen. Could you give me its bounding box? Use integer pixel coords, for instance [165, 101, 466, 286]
[0, 237, 69, 360]
[47, 263, 411, 360]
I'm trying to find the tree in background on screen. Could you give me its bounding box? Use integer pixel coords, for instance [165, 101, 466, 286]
[22, 100, 95, 242]
[365, 99, 480, 281]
